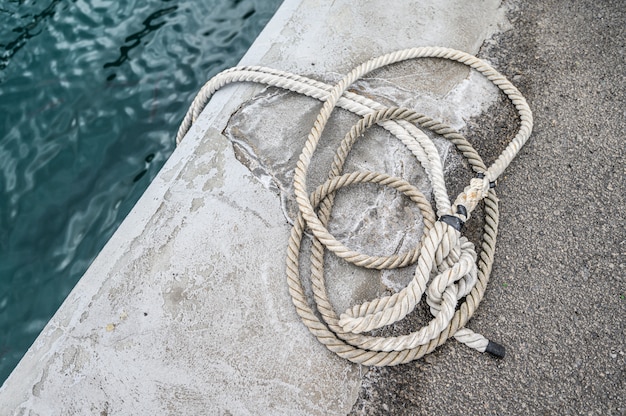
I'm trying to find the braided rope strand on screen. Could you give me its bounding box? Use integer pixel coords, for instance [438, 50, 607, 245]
[177, 47, 532, 365]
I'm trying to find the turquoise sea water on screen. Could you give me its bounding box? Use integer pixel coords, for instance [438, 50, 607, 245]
[0, 0, 282, 385]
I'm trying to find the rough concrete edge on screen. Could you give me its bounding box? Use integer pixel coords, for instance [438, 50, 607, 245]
[0, 0, 304, 404]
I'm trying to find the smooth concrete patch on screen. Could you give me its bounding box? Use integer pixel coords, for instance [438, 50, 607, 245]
[0, 0, 516, 414]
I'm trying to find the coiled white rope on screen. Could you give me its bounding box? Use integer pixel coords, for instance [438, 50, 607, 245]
[177, 47, 533, 366]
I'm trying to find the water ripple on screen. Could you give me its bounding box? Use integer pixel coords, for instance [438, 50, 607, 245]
[0, 0, 282, 383]
[104, 5, 178, 70]
[0, 0, 62, 71]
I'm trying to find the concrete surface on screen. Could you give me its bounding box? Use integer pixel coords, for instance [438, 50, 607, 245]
[0, 0, 511, 414]
[1, 0, 625, 415]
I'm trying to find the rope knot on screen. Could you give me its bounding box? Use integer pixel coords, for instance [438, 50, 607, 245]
[426, 236, 477, 315]
[337, 220, 474, 342]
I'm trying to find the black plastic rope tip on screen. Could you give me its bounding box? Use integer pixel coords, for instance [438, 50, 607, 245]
[438, 215, 464, 232]
[456, 204, 467, 218]
[485, 341, 506, 358]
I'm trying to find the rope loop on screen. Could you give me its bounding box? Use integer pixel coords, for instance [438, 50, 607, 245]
[177, 46, 533, 365]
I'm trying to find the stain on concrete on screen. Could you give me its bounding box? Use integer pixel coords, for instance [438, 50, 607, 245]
[31, 367, 48, 398]
[190, 197, 204, 212]
[178, 127, 229, 191]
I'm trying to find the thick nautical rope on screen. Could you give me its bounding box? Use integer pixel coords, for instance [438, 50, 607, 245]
[177, 47, 533, 366]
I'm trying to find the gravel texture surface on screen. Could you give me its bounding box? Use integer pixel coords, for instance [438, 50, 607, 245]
[349, 1, 626, 414]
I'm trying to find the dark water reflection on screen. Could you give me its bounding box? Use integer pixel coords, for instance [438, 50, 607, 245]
[0, 0, 282, 384]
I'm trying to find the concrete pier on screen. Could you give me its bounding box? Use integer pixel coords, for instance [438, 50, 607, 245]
[2, 0, 624, 414]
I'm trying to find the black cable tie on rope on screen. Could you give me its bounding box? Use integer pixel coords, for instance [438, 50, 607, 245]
[485, 341, 506, 358]
[476, 172, 497, 188]
[439, 215, 464, 232]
